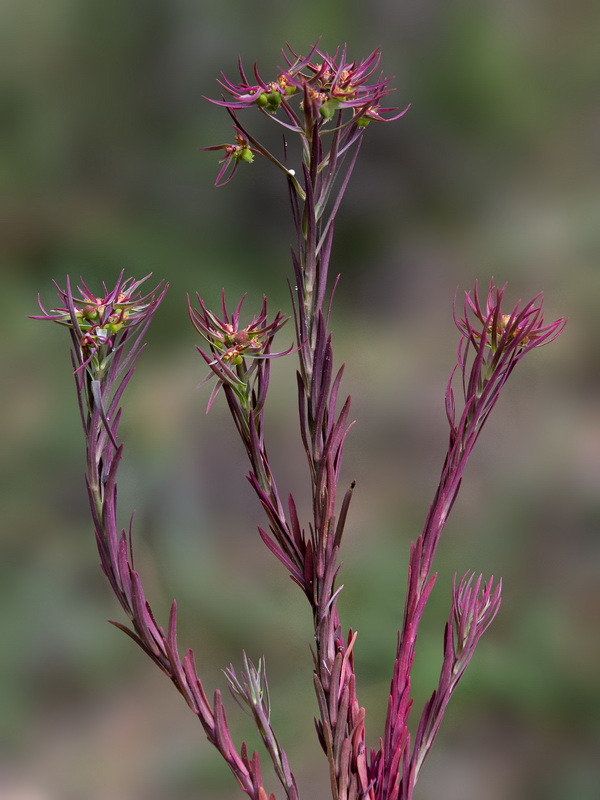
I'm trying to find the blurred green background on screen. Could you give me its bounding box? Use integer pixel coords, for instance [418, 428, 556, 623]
[2, 0, 599, 798]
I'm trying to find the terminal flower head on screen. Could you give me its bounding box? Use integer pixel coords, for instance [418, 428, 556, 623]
[32, 272, 166, 374]
[188, 291, 292, 408]
[204, 42, 409, 188]
[455, 280, 566, 358]
[280, 42, 408, 123]
[446, 280, 566, 444]
[206, 41, 409, 138]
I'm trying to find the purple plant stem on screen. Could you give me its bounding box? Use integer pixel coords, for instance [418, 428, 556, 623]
[36, 275, 295, 800]
[379, 282, 565, 800]
[208, 97, 370, 798]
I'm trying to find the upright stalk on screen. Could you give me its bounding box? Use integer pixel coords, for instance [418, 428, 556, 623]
[33, 41, 565, 800]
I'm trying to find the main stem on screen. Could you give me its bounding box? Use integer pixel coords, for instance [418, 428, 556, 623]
[294, 121, 366, 800]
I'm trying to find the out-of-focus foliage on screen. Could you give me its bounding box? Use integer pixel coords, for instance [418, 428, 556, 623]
[2, 1, 599, 798]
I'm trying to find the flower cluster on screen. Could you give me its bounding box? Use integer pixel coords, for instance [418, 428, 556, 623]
[449, 281, 566, 444]
[455, 280, 565, 357]
[188, 291, 291, 411]
[32, 272, 166, 375]
[203, 128, 257, 187]
[204, 42, 409, 186]
[213, 42, 402, 121]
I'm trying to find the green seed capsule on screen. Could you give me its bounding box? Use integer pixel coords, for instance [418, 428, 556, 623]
[319, 101, 336, 119]
[81, 306, 99, 320]
[239, 148, 254, 163]
[256, 93, 269, 107]
[266, 91, 281, 111]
